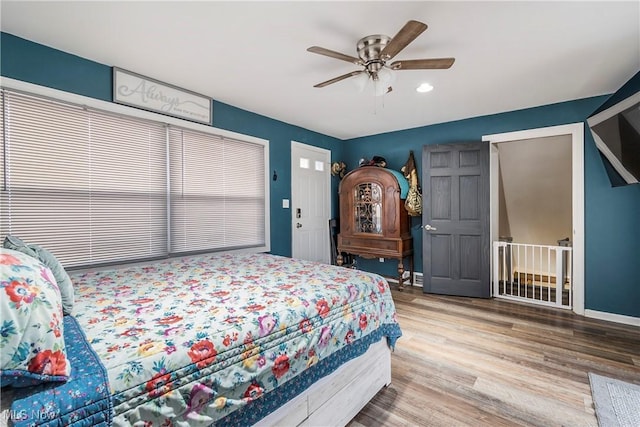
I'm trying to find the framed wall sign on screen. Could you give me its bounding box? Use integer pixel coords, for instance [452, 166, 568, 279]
[113, 67, 212, 124]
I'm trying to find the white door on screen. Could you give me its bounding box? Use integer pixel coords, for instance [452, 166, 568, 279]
[291, 141, 331, 263]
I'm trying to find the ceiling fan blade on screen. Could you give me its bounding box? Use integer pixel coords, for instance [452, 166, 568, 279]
[390, 58, 455, 70]
[314, 71, 365, 88]
[380, 20, 428, 61]
[307, 46, 363, 65]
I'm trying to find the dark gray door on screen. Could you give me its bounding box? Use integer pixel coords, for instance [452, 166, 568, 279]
[422, 142, 490, 297]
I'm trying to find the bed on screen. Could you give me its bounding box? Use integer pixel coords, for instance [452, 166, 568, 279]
[1, 250, 402, 426]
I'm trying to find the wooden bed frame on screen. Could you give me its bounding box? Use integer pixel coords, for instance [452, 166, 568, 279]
[256, 339, 392, 426]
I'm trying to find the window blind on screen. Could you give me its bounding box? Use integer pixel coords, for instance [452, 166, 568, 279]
[0, 90, 167, 267]
[169, 128, 266, 254]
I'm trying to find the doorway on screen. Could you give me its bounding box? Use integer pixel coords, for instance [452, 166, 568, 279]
[483, 123, 585, 315]
[291, 141, 331, 263]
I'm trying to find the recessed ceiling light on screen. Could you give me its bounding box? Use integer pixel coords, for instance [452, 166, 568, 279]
[416, 83, 434, 93]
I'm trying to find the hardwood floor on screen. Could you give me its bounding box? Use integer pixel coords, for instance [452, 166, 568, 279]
[349, 287, 640, 427]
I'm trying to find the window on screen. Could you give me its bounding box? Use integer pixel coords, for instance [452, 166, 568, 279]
[0, 90, 166, 267]
[1, 86, 269, 268]
[169, 128, 266, 254]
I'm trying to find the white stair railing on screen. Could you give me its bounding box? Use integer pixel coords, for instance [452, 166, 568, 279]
[493, 241, 572, 309]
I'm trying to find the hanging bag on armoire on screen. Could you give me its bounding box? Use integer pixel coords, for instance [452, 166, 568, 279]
[401, 150, 422, 216]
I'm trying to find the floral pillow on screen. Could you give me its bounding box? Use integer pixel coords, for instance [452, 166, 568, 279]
[3, 235, 74, 315]
[0, 248, 71, 387]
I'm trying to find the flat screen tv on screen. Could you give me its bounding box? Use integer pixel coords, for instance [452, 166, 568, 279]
[587, 90, 640, 185]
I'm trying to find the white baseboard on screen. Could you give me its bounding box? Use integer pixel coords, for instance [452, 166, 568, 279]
[584, 309, 640, 327]
[385, 276, 422, 287]
[386, 272, 423, 288]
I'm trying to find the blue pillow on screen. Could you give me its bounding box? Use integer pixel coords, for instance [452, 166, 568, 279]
[3, 236, 74, 315]
[3, 235, 36, 258]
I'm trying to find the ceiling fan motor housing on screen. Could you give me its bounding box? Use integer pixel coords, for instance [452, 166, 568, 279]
[357, 34, 391, 73]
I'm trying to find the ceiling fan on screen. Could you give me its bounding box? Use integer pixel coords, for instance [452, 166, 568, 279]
[307, 20, 455, 95]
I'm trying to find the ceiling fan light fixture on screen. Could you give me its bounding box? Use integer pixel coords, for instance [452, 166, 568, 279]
[368, 67, 394, 97]
[353, 71, 370, 92]
[416, 82, 434, 93]
[378, 67, 395, 84]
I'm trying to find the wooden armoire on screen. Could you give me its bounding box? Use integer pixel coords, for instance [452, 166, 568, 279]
[337, 166, 414, 290]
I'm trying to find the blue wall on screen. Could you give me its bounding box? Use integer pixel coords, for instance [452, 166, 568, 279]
[0, 32, 344, 257]
[2, 32, 638, 318]
[343, 96, 640, 318]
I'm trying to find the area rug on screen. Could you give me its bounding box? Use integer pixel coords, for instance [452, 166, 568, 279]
[589, 373, 640, 427]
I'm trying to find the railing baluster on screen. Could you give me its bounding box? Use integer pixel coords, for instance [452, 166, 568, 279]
[502, 243, 507, 296]
[524, 244, 528, 299]
[531, 246, 537, 298]
[540, 246, 549, 302]
[567, 248, 572, 306]
[493, 242, 500, 297]
[515, 245, 519, 297]
[547, 247, 551, 302]
[516, 244, 519, 296]
[509, 243, 513, 291]
[555, 248, 563, 306]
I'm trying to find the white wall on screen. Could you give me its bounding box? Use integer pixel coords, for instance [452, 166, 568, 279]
[498, 135, 572, 246]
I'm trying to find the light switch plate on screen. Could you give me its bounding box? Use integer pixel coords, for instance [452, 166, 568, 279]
[282, 199, 290, 208]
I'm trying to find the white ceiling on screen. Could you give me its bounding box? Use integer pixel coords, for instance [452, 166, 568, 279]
[1, 1, 639, 140]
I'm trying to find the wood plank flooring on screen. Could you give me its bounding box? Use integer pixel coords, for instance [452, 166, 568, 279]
[348, 287, 640, 427]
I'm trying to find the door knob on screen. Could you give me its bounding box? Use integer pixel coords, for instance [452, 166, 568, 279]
[423, 224, 437, 231]
[296, 223, 303, 228]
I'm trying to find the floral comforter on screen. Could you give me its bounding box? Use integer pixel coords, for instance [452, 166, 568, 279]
[9, 316, 112, 427]
[70, 253, 402, 426]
